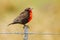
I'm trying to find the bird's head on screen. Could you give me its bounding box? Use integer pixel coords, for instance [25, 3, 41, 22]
[25, 8, 33, 12]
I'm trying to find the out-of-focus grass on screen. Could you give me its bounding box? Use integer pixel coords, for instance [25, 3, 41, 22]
[0, 0, 60, 40]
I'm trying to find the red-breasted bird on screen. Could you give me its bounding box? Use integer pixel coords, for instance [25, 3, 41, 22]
[8, 8, 32, 27]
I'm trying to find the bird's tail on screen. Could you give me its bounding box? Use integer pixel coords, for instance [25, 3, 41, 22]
[8, 23, 14, 26]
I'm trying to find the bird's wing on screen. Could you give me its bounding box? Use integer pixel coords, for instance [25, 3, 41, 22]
[13, 11, 28, 22]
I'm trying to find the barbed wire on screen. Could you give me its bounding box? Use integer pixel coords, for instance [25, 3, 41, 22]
[0, 32, 60, 35]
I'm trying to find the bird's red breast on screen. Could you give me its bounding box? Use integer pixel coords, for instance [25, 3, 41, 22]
[28, 10, 32, 22]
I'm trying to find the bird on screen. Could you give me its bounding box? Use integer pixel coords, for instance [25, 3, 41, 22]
[8, 8, 32, 28]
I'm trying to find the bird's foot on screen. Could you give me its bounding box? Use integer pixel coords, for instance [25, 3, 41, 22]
[23, 25, 29, 29]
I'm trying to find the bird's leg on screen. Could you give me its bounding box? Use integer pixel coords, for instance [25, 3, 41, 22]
[23, 24, 29, 29]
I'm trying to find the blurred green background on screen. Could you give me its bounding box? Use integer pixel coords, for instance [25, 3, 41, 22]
[0, 0, 60, 40]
